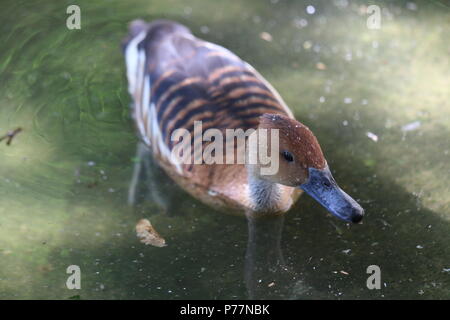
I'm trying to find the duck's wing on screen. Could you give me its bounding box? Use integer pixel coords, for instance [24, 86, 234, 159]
[124, 20, 292, 175]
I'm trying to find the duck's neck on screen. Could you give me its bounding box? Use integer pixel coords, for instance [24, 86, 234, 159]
[247, 170, 281, 213]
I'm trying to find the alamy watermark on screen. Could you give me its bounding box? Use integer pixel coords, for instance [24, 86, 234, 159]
[366, 265, 381, 289]
[66, 5, 81, 30]
[366, 5, 381, 29]
[170, 121, 280, 175]
[66, 265, 81, 289]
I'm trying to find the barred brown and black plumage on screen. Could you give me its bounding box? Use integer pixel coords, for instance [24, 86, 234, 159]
[123, 19, 364, 223]
[124, 20, 292, 173]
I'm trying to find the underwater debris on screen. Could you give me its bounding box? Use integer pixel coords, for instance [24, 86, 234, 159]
[341, 249, 351, 255]
[306, 5, 316, 15]
[259, 31, 273, 42]
[0, 127, 22, 145]
[316, 62, 327, 70]
[401, 121, 421, 132]
[366, 131, 379, 142]
[136, 219, 167, 247]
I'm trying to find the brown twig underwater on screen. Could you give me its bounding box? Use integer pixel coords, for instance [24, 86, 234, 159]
[0, 128, 22, 146]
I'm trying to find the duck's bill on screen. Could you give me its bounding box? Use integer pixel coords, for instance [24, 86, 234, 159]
[300, 166, 364, 223]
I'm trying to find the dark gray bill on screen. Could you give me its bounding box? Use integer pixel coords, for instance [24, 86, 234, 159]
[300, 166, 364, 223]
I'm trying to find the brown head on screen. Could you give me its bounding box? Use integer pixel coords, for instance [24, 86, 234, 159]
[254, 113, 364, 223]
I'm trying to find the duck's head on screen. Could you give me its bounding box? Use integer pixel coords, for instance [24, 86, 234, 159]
[255, 113, 364, 223]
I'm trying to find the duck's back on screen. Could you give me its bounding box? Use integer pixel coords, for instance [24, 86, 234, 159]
[124, 20, 295, 213]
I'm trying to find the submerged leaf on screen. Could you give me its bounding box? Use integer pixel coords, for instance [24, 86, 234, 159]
[136, 219, 167, 247]
[259, 32, 273, 42]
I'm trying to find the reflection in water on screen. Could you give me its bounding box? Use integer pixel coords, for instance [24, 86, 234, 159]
[128, 142, 172, 210]
[245, 215, 291, 299]
[129, 141, 309, 299]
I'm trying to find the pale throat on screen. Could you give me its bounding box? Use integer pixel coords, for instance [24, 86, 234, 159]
[247, 169, 282, 213]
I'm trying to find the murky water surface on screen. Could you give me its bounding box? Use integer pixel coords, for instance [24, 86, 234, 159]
[0, 0, 449, 299]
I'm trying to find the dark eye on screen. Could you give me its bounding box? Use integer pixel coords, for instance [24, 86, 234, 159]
[323, 180, 332, 188]
[282, 151, 294, 162]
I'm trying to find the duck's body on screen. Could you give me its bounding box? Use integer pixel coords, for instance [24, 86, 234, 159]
[123, 20, 364, 222]
[124, 20, 300, 215]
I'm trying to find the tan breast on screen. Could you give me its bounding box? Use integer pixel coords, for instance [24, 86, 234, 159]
[156, 152, 301, 216]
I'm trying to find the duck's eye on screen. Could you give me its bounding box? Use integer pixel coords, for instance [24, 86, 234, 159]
[282, 151, 294, 162]
[323, 180, 332, 188]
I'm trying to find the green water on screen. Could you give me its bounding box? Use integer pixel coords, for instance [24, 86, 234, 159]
[0, 0, 449, 299]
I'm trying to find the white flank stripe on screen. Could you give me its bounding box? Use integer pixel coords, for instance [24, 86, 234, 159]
[139, 74, 151, 146]
[125, 31, 147, 96]
[149, 103, 183, 174]
[126, 30, 187, 175]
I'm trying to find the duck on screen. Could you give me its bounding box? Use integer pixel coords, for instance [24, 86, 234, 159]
[122, 19, 364, 224]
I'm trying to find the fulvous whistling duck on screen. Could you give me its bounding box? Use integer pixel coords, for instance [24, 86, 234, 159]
[122, 20, 364, 223]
